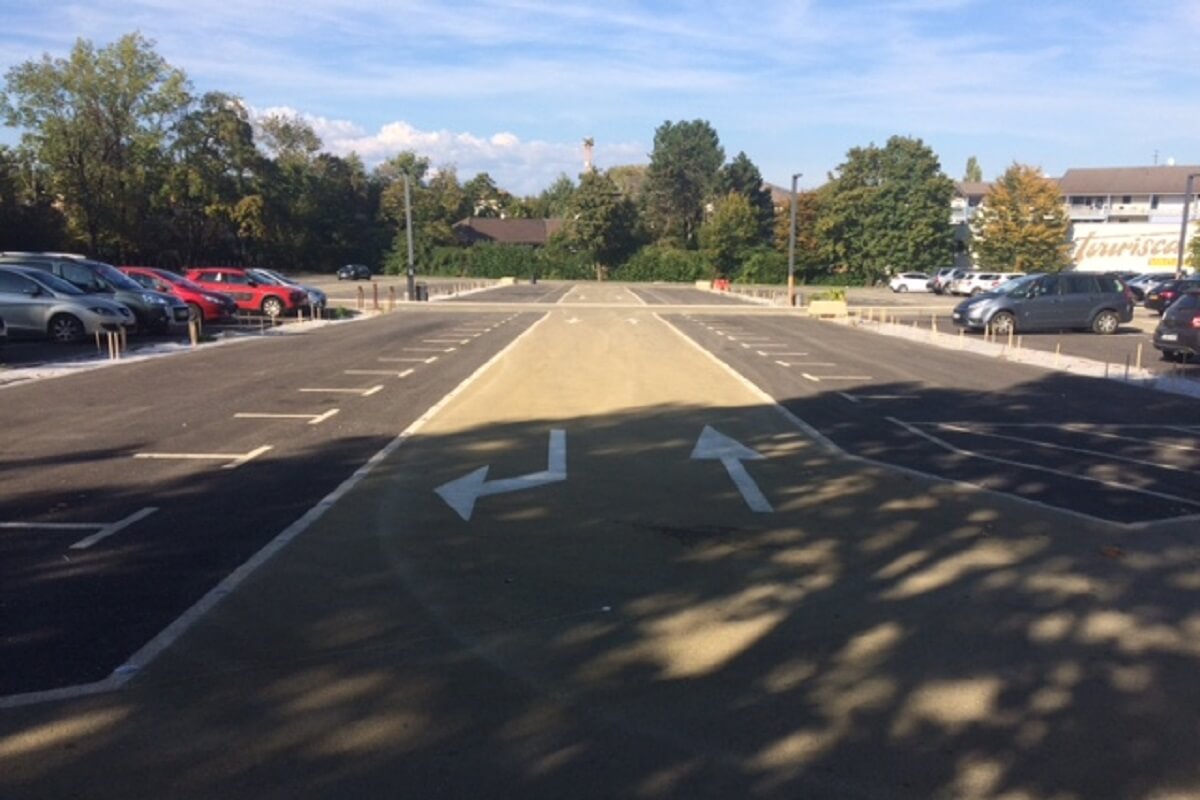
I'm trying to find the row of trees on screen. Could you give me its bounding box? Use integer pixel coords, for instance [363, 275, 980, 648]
[1, 32, 1088, 284]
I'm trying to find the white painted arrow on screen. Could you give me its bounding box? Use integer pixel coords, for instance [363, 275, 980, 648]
[690, 426, 772, 513]
[436, 430, 567, 520]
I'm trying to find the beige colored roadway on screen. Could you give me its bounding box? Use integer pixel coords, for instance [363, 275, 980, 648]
[2, 285, 1199, 799]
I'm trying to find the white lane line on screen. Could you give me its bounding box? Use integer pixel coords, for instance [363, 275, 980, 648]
[762, 351, 810, 356]
[810, 375, 872, 381]
[378, 356, 438, 364]
[936, 423, 1198, 474]
[133, 445, 272, 470]
[839, 393, 861, 403]
[556, 287, 576, 304]
[403, 347, 455, 353]
[398, 368, 415, 378]
[423, 339, 469, 345]
[890, 418, 1200, 508]
[300, 385, 385, 395]
[628, 288, 648, 305]
[69, 507, 159, 550]
[776, 361, 836, 367]
[802, 372, 819, 381]
[235, 409, 340, 425]
[0, 521, 96, 530]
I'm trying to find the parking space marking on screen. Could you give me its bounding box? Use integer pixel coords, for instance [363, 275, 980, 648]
[936, 423, 1196, 473]
[379, 356, 438, 364]
[133, 445, 272, 470]
[776, 361, 837, 368]
[235, 409, 340, 425]
[69, 507, 160, 550]
[344, 369, 414, 377]
[300, 385, 385, 396]
[840, 393, 912, 402]
[404, 347, 456, 353]
[889, 417, 1200, 509]
[423, 339, 469, 345]
[761, 351, 809, 356]
[802, 373, 872, 382]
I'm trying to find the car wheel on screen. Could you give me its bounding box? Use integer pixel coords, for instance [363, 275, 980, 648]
[1092, 309, 1120, 335]
[971, 288, 983, 296]
[897, 285, 908, 293]
[48, 313, 85, 343]
[988, 311, 1016, 337]
[261, 296, 284, 317]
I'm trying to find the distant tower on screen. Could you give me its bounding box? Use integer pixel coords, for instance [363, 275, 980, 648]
[583, 137, 595, 173]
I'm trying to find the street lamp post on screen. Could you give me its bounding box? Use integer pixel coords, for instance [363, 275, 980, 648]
[403, 172, 416, 301]
[1175, 173, 1200, 280]
[788, 172, 802, 307]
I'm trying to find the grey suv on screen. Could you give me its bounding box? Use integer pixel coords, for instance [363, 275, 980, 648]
[0, 253, 188, 334]
[952, 272, 1133, 335]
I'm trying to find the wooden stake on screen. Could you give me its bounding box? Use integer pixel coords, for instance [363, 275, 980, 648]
[1136, 342, 1143, 371]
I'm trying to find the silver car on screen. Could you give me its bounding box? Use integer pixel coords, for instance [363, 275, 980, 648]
[0, 265, 135, 343]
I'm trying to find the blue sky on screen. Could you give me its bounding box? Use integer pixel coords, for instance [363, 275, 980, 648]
[2, 1, 1199, 195]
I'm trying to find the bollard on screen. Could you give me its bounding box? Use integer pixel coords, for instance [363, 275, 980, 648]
[1136, 342, 1143, 371]
[1055, 342, 1061, 368]
[1007, 329, 1014, 350]
[107, 331, 117, 360]
[372, 282, 380, 310]
[1104, 361, 1110, 379]
[1124, 355, 1131, 382]
[357, 286, 365, 311]
[188, 318, 200, 347]
[96, 331, 103, 354]
[1016, 335, 1022, 351]
[118, 327, 127, 356]
[388, 286, 396, 312]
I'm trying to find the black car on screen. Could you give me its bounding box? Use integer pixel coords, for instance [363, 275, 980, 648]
[337, 263, 371, 280]
[1144, 279, 1200, 314]
[1153, 290, 1200, 361]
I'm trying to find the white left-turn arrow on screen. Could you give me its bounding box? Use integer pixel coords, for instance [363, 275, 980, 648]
[436, 430, 567, 520]
[690, 426, 773, 513]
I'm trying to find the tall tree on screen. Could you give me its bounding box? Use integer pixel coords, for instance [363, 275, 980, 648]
[642, 119, 724, 248]
[700, 192, 760, 277]
[772, 189, 823, 283]
[1, 32, 190, 258]
[816, 136, 955, 284]
[972, 163, 1070, 272]
[717, 152, 774, 243]
[559, 170, 639, 278]
[524, 173, 575, 218]
[964, 156, 983, 182]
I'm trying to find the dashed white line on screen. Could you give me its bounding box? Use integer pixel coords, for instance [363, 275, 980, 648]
[133, 445, 272, 470]
[235, 409, 340, 425]
[69, 507, 159, 550]
[379, 356, 438, 364]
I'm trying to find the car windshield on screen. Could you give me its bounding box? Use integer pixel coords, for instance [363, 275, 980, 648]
[248, 269, 285, 285]
[262, 270, 299, 286]
[93, 262, 143, 291]
[30, 271, 85, 295]
[992, 275, 1039, 297]
[156, 270, 207, 292]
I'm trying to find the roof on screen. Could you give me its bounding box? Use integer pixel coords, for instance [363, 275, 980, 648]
[1057, 165, 1200, 195]
[955, 181, 992, 197]
[452, 217, 563, 246]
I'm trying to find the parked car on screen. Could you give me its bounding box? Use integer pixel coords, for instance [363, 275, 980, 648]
[956, 271, 1025, 296]
[1125, 272, 1176, 302]
[0, 252, 188, 334]
[337, 263, 371, 281]
[1153, 290, 1200, 361]
[952, 272, 1133, 335]
[247, 268, 326, 311]
[888, 272, 931, 293]
[0, 314, 6, 349]
[0, 265, 136, 343]
[929, 267, 965, 294]
[120, 266, 238, 323]
[1144, 279, 1200, 314]
[184, 267, 308, 317]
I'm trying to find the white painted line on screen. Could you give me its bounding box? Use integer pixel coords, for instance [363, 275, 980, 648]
[777, 361, 836, 367]
[403, 347, 455, 353]
[0, 520, 96, 530]
[398, 368, 415, 378]
[776, 361, 792, 367]
[133, 446, 272, 470]
[890, 418, 1200, 508]
[763, 352, 810, 356]
[838, 392, 861, 403]
[422, 339, 468, 345]
[802, 372, 820, 382]
[378, 357, 438, 364]
[811, 375, 873, 381]
[300, 386, 383, 395]
[436, 429, 567, 520]
[309, 409, 340, 425]
[69, 507, 159, 550]
[0, 311, 557, 712]
[629, 289, 648, 305]
[235, 412, 317, 420]
[344, 369, 411, 377]
[691, 426, 772, 513]
[936, 423, 1198, 474]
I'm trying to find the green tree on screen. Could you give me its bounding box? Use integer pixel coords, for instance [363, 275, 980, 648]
[605, 164, 648, 202]
[816, 136, 955, 284]
[717, 152, 773, 243]
[642, 119, 724, 247]
[964, 156, 983, 182]
[971, 163, 1071, 272]
[524, 173, 575, 218]
[772, 189, 824, 283]
[559, 170, 639, 277]
[700, 192, 759, 277]
[2, 32, 190, 258]
[0, 144, 67, 251]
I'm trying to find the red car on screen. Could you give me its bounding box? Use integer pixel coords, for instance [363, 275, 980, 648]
[119, 266, 238, 323]
[184, 267, 308, 317]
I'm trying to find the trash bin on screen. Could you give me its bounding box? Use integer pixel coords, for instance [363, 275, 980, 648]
[414, 283, 429, 301]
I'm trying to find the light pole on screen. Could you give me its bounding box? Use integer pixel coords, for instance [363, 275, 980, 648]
[1175, 173, 1200, 279]
[403, 172, 416, 300]
[787, 172, 802, 306]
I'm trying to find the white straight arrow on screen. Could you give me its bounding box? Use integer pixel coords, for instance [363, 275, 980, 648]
[690, 426, 772, 512]
[436, 430, 567, 520]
